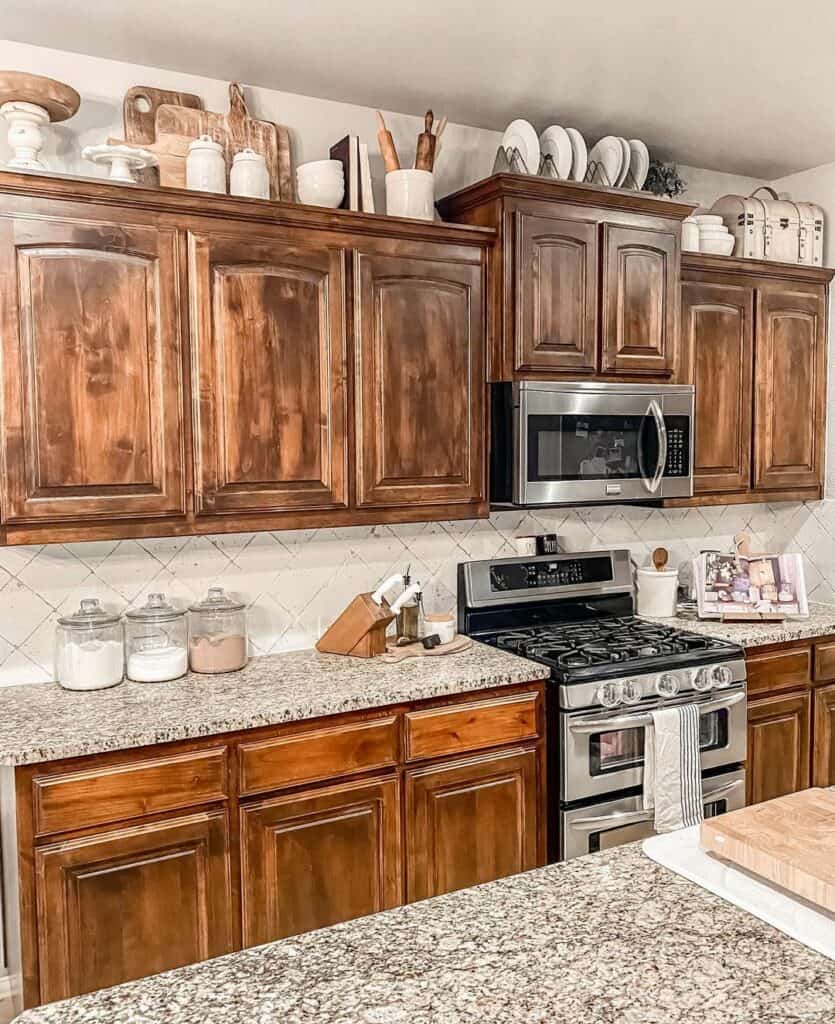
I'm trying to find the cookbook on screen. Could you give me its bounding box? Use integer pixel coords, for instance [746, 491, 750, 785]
[695, 551, 808, 619]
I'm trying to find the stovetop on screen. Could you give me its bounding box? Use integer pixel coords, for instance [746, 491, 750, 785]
[480, 615, 743, 683]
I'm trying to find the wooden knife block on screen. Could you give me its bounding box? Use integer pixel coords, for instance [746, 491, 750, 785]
[316, 593, 395, 658]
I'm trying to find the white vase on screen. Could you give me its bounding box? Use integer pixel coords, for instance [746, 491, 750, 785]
[385, 169, 434, 221]
[1, 101, 50, 170]
[186, 135, 227, 194]
[230, 148, 270, 199]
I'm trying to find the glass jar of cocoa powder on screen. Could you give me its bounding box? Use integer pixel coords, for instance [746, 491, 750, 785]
[188, 587, 249, 674]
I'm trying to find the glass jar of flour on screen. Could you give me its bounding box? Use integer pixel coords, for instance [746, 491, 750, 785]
[125, 593, 188, 683]
[54, 599, 124, 691]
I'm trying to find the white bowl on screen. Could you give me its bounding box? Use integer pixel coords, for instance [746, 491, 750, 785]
[297, 178, 345, 208]
[693, 214, 724, 225]
[296, 159, 344, 178]
[700, 235, 735, 256]
[698, 226, 730, 238]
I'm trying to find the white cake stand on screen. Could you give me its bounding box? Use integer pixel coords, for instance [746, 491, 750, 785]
[82, 143, 158, 184]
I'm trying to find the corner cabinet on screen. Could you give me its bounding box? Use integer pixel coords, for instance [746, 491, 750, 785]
[0, 171, 491, 545]
[438, 174, 693, 381]
[677, 254, 832, 506]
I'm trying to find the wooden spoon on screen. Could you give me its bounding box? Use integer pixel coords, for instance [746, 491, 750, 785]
[652, 547, 669, 571]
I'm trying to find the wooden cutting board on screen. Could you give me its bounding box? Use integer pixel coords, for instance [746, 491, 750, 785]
[122, 86, 202, 145]
[700, 788, 835, 912]
[380, 636, 473, 663]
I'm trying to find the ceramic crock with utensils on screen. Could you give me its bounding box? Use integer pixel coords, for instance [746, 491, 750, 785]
[636, 548, 679, 617]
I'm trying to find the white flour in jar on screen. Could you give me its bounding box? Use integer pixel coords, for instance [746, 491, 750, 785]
[57, 639, 124, 690]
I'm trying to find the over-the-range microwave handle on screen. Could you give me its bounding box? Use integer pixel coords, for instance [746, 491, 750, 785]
[646, 399, 668, 494]
[568, 778, 744, 831]
[567, 690, 745, 734]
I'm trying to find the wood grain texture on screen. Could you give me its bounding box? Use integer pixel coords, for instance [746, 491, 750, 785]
[404, 691, 540, 761]
[813, 683, 835, 787]
[405, 746, 538, 901]
[701, 789, 835, 912]
[746, 645, 812, 696]
[813, 642, 835, 683]
[240, 776, 402, 945]
[35, 810, 234, 1003]
[680, 277, 754, 494]
[746, 690, 811, 806]
[32, 748, 228, 837]
[0, 72, 79, 121]
[122, 86, 202, 146]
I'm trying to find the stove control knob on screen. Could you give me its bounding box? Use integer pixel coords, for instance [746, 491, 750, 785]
[597, 681, 623, 708]
[712, 665, 733, 688]
[621, 679, 642, 705]
[693, 667, 714, 692]
[656, 673, 680, 698]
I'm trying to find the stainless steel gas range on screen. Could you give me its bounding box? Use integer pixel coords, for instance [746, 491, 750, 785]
[457, 548, 747, 861]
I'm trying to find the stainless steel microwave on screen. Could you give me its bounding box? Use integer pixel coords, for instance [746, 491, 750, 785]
[491, 381, 695, 507]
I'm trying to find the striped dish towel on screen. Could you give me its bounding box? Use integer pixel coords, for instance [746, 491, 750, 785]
[642, 703, 704, 833]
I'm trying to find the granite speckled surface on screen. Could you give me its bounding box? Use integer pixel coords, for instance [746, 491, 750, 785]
[12, 843, 835, 1024]
[643, 600, 835, 650]
[0, 643, 548, 767]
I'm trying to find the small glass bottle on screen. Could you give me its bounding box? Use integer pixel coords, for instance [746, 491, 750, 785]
[54, 599, 124, 691]
[125, 594, 188, 683]
[188, 587, 249, 674]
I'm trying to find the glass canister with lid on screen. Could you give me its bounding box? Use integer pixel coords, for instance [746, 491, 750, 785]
[188, 587, 249, 674]
[54, 598, 124, 691]
[125, 593, 188, 683]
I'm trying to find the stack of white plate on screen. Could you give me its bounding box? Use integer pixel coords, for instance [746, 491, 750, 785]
[692, 214, 735, 256]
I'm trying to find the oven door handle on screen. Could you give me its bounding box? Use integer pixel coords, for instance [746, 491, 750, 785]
[568, 690, 745, 734]
[569, 778, 744, 832]
[644, 399, 668, 494]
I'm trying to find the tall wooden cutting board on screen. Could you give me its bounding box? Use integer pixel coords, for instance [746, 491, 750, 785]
[122, 86, 202, 145]
[700, 788, 835, 912]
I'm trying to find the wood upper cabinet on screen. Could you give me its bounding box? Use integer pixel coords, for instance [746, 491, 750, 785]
[34, 810, 233, 1003]
[680, 278, 754, 494]
[513, 211, 597, 373]
[753, 285, 826, 491]
[746, 691, 811, 806]
[813, 683, 835, 788]
[0, 213, 186, 524]
[406, 747, 539, 902]
[240, 776, 401, 946]
[353, 242, 486, 509]
[601, 224, 678, 376]
[188, 230, 348, 515]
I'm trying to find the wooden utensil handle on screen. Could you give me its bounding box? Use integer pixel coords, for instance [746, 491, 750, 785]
[415, 133, 436, 172]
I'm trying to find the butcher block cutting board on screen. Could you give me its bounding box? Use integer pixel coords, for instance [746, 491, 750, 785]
[701, 789, 835, 913]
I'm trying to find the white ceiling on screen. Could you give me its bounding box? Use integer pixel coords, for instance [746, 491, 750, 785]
[3, 0, 834, 179]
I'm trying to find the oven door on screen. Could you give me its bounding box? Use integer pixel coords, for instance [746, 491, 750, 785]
[515, 382, 693, 505]
[560, 768, 746, 861]
[560, 688, 747, 803]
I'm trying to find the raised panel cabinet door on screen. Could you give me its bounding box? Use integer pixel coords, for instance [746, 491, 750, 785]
[240, 776, 401, 946]
[353, 244, 485, 508]
[813, 683, 835, 787]
[0, 215, 185, 523]
[601, 224, 678, 376]
[189, 231, 348, 514]
[35, 810, 233, 1003]
[753, 286, 826, 491]
[681, 279, 754, 494]
[746, 691, 811, 806]
[406, 747, 539, 903]
[514, 211, 598, 372]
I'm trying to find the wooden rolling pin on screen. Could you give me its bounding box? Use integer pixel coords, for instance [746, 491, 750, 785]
[376, 111, 400, 172]
[415, 109, 436, 171]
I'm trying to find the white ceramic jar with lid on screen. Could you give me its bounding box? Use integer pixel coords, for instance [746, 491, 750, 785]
[188, 587, 249, 674]
[186, 134, 226, 194]
[230, 148, 269, 199]
[125, 593, 188, 683]
[54, 599, 124, 691]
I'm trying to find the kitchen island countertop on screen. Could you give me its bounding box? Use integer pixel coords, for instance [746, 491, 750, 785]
[0, 642, 548, 766]
[644, 600, 835, 650]
[12, 841, 835, 1024]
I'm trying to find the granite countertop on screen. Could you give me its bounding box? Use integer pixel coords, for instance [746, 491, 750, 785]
[13, 843, 835, 1024]
[0, 643, 548, 767]
[645, 600, 835, 650]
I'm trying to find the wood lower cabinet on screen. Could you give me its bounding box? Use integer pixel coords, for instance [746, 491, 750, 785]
[353, 242, 486, 510]
[405, 746, 539, 902]
[746, 690, 811, 806]
[34, 811, 233, 1003]
[240, 776, 401, 945]
[813, 683, 835, 787]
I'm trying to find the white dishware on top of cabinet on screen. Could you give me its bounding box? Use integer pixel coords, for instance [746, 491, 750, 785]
[614, 137, 631, 186]
[587, 135, 623, 187]
[539, 124, 573, 179]
[682, 216, 700, 253]
[186, 134, 227, 194]
[628, 139, 650, 189]
[82, 143, 157, 183]
[501, 118, 540, 174]
[230, 147, 270, 199]
[296, 158, 344, 207]
[565, 127, 588, 181]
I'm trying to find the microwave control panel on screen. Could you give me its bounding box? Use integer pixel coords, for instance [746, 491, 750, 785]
[664, 416, 691, 478]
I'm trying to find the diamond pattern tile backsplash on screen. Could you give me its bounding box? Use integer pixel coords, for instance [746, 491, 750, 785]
[0, 501, 831, 686]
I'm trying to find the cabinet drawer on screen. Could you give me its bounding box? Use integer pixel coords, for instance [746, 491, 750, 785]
[404, 692, 540, 762]
[746, 645, 812, 696]
[33, 748, 229, 837]
[813, 641, 835, 682]
[239, 716, 399, 797]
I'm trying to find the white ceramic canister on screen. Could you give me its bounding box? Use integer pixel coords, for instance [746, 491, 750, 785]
[635, 567, 680, 618]
[230, 148, 270, 199]
[385, 169, 434, 221]
[186, 134, 227, 194]
[682, 216, 700, 253]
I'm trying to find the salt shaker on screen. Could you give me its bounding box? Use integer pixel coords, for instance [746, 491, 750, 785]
[186, 135, 226, 194]
[230, 148, 269, 199]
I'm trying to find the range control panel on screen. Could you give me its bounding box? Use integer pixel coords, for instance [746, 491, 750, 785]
[490, 555, 614, 592]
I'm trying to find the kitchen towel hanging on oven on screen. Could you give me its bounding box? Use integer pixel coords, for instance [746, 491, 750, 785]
[643, 704, 704, 832]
